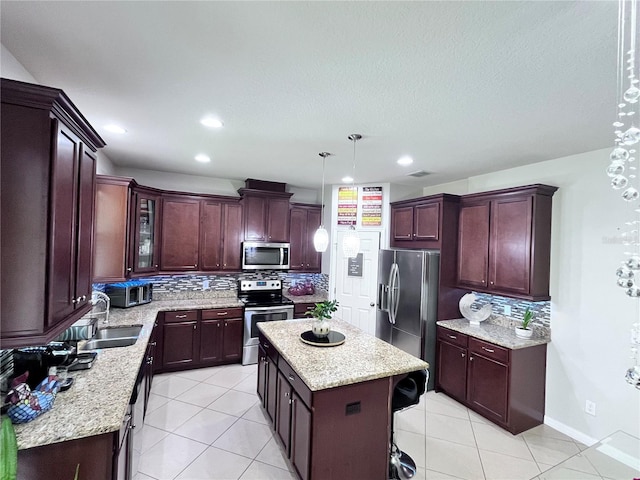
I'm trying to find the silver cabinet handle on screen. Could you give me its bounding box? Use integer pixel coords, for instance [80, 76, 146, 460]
[284, 392, 289, 398]
[470, 356, 474, 361]
[81, 295, 86, 301]
[482, 347, 495, 353]
[175, 314, 187, 318]
[217, 312, 228, 316]
[447, 334, 457, 340]
[127, 267, 132, 272]
[71, 298, 77, 304]
[288, 374, 295, 382]
[461, 352, 465, 358]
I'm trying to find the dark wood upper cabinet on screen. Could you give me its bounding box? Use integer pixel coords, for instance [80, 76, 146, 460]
[201, 199, 243, 271]
[160, 196, 201, 271]
[456, 184, 557, 301]
[131, 187, 162, 275]
[93, 176, 132, 282]
[391, 194, 460, 248]
[289, 204, 322, 272]
[1, 78, 105, 348]
[239, 189, 293, 242]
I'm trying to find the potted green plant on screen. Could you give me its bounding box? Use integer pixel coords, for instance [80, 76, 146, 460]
[515, 307, 534, 338]
[305, 300, 339, 338]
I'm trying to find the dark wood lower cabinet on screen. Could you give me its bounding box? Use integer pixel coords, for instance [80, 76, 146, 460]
[435, 326, 547, 434]
[258, 333, 390, 480]
[159, 308, 243, 372]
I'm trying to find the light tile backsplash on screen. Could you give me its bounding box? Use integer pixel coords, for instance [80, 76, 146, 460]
[94, 272, 329, 300]
[472, 292, 551, 327]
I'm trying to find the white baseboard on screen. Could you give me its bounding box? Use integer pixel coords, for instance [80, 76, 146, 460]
[544, 415, 598, 446]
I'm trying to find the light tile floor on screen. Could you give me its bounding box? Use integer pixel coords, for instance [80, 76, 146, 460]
[136, 364, 588, 480]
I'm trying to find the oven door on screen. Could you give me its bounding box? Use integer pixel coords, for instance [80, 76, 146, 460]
[243, 306, 293, 365]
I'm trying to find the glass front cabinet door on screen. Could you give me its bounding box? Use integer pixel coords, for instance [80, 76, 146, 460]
[132, 191, 160, 274]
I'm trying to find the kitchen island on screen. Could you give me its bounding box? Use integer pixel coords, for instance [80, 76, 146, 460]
[257, 318, 428, 480]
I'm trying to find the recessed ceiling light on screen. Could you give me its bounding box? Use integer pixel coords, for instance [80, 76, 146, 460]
[397, 156, 413, 166]
[104, 124, 127, 134]
[200, 117, 224, 128]
[195, 154, 211, 163]
[342, 176, 354, 183]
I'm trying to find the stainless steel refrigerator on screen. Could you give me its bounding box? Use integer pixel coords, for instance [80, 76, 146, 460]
[376, 249, 439, 391]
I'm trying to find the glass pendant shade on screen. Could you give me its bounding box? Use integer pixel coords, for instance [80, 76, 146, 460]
[313, 226, 329, 252]
[342, 227, 360, 258]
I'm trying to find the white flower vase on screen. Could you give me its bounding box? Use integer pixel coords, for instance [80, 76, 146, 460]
[515, 327, 533, 338]
[312, 318, 331, 338]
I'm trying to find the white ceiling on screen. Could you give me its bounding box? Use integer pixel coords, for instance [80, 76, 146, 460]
[1, 1, 617, 190]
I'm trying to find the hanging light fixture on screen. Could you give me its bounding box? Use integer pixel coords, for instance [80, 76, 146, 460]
[313, 152, 331, 253]
[606, 0, 640, 389]
[342, 134, 362, 258]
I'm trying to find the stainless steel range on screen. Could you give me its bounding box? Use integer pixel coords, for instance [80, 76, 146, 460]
[238, 279, 294, 365]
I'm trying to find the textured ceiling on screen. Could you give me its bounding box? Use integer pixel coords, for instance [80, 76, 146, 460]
[1, 1, 617, 190]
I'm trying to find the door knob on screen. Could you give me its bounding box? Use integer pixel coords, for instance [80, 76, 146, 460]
[370, 302, 375, 307]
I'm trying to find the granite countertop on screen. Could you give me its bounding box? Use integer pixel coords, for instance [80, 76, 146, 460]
[436, 317, 551, 350]
[258, 318, 428, 392]
[283, 290, 328, 304]
[14, 294, 242, 451]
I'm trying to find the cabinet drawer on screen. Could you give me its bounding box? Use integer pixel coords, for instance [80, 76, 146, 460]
[469, 337, 509, 364]
[294, 303, 315, 317]
[278, 356, 312, 409]
[437, 327, 468, 348]
[164, 310, 198, 323]
[258, 333, 279, 362]
[201, 307, 243, 320]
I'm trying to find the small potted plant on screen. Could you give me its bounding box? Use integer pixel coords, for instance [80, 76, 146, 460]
[305, 300, 339, 338]
[515, 307, 534, 338]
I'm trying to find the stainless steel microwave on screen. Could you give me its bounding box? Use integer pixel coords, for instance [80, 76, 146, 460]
[105, 281, 153, 308]
[242, 242, 290, 270]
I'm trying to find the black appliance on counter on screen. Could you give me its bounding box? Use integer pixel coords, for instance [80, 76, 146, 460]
[106, 280, 152, 308]
[238, 279, 294, 365]
[11, 342, 76, 389]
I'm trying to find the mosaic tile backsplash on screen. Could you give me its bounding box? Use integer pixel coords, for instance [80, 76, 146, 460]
[94, 272, 328, 300]
[472, 292, 551, 327]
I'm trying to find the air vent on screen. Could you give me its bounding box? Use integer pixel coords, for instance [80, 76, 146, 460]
[407, 170, 430, 178]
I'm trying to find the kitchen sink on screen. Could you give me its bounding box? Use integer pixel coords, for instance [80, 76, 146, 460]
[94, 325, 142, 340]
[80, 325, 143, 350]
[81, 337, 138, 350]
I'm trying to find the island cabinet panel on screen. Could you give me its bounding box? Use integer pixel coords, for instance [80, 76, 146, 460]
[456, 184, 557, 301]
[93, 175, 133, 282]
[160, 196, 201, 271]
[1, 79, 105, 349]
[435, 325, 547, 434]
[239, 189, 293, 242]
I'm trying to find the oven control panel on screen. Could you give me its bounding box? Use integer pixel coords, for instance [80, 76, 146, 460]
[239, 279, 282, 292]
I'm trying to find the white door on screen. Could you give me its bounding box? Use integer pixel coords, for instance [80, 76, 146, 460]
[333, 231, 380, 335]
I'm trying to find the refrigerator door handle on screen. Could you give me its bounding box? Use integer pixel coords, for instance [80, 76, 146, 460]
[389, 263, 399, 324]
[378, 283, 389, 311]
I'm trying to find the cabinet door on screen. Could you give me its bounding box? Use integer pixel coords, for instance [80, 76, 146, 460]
[199, 319, 223, 363]
[75, 146, 97, 307]
[436, 340, 468, 403]
[489, 196, 532, 296]
[201, 201, 223, 270]
[162, 321, 199, 368]
[267, 197, 291, 242]
[243, 195, 267, 241]
[467, 353, 509, 425]
[160, 197, 200, 271]
[290, 391, 311, 480]
[392, 206, 414, 241]
[289, 208, 306, 270]
[132, 192, 160, 274]
[222, 318, 243, 361]
[49, 122, 81, 327]
[414, 202, 440, 241]
[93, 176, 130, 282]
[305, 207, 322, 271]
[276, 371, 292, 454]
[221, 203, 243, 270]
[266, 357, 278, 423]
[257, 346, 267, 405]
[457, 201, 490, 289]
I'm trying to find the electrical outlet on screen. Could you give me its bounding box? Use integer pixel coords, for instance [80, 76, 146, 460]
[202, 279, 209, 290]
[585, 400, 596, 416]
[503, 305, 512, 316]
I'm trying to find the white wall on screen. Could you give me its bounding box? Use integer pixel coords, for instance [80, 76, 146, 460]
[421, 148, 640, 444]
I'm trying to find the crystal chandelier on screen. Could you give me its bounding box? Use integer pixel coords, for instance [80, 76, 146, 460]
[313, 152, 331, 253]
[342, 134, 361, 258]
[608, 0, 640, 388]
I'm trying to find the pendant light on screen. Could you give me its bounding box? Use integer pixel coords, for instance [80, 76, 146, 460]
[313, 152, 331, 252]
[342, 134, 362, 258]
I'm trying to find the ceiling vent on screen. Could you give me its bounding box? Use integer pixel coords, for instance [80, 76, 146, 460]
[406, 170, 431, 178]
